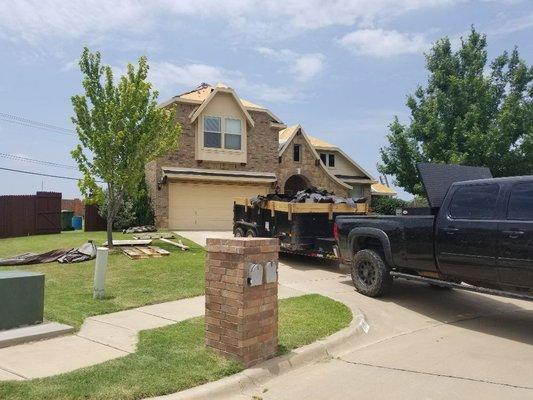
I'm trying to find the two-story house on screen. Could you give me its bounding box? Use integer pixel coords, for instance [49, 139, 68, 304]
[146, 83, 389, 230]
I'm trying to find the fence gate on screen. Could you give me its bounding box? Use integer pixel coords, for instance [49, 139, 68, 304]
[35, 192, 61, 234]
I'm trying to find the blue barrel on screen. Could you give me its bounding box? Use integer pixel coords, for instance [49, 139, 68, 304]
[71, 216, 83, 230]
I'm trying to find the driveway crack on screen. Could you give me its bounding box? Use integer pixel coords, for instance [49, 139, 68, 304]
[337, 358, 533, 390]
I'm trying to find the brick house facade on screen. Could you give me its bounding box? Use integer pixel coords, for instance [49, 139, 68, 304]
[146, 83, 376, 230]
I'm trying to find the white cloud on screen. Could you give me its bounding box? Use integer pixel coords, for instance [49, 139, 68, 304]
[338, 29, 428, 57]
[149, 62, 228, 90]
[0, 0, 459, 45]
[257, 47, 325, 81]
[145, 60, 300, 103]
[0, 1, 151, 44]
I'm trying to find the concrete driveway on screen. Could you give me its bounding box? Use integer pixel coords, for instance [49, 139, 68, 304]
[177, 231, 533, 400]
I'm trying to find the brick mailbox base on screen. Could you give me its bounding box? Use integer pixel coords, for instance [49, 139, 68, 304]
[205, 238, 279, 367]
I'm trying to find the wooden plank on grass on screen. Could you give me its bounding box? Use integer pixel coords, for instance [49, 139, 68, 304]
[122, 247, 147, 259]
[103, 239, 152, 247]
[149, 246, 170, 256]
[159, 238, 189, 251]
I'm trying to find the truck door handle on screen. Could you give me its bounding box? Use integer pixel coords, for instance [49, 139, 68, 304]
[442, 227, 459, 235]
[502, 230, 524, 238]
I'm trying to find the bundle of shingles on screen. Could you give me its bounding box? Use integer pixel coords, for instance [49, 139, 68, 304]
[250, 187, 367, 208]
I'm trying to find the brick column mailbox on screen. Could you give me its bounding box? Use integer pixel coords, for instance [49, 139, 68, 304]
[205, 237, 279, 367]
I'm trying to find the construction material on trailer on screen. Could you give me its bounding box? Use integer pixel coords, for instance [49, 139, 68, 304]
[234, 194, 367, 259]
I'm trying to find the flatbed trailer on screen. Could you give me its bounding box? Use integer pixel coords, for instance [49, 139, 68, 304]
[233, 197, 368, 259]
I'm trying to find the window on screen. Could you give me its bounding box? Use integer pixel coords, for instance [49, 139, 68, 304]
[224, 118, 241, 150]
[507, 182, 533, 220]
[203, 116, 243, 150]
[328, 153, 335, 167]
[319, 152, 335, 168]
[204, 116, 221, 148]
[449, 184, 500, 220]
[350, 185, 364, 198]
[293, 144, 301, 162]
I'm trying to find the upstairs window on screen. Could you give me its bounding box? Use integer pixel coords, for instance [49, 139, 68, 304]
[294, 144, 301, 162]
[225, 118, 242, 150]
[203, 116, 243, 150]
[328, 153, 335, 167]
[319, 152, 335, 168]
[204, 116, 221, 148]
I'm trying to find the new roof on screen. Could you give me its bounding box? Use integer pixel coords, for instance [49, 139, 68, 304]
[371, 183, 397, 196]
[159, 83, 283, 123]
[279, 129, 375, 181]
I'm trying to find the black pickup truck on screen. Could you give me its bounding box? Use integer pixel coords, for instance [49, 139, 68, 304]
[335, 163, 533, 299]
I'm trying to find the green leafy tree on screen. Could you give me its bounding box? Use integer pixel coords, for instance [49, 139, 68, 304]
[71, 47, 181, 247]
[379, 28, 533, 196]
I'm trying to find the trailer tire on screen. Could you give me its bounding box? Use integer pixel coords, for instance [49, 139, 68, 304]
[246, 229, 256, 237]
[351, 249, 392, 297]
[234, 227, 245, 237]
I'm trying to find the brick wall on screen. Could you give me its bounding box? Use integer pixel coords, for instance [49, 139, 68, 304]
[146, 101, 280, 228]
[278, 130, 349, 196]
[205, 237, 279, 367]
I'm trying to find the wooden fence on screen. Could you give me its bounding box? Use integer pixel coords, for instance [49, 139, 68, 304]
[0, 192, 61, 239]
[84, 204, 107, 232]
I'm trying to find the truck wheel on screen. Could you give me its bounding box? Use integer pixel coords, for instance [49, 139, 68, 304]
[351, 249, 392, 297]
[246, 229, 256, 237]
[234, 227, 245, 237]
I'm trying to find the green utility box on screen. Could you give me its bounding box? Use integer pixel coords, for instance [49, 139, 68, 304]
[0, 271, 44, 331]
[61, 210, 74, 231]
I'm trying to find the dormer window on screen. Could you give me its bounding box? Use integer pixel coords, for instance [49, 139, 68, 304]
[203, 116, 242, 151]
[320, 152, 335, 168]
[225, 118, 242, 150]
[204, 116, 221, 148]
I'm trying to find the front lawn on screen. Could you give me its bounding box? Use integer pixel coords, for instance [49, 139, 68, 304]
[0, 294, 352, 400]
[0, 231, 205, 329]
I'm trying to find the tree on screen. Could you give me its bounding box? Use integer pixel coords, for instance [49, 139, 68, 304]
[379, 28, 533, 196]
[71, 47, 181, 248]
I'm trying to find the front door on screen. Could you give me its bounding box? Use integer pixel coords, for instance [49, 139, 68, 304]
[498, 181, 533, 289]
[436, 183, 501, 283]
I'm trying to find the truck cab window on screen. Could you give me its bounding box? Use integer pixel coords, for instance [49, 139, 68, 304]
[507, 182, 533, 220]
[449, 184, 499, 219]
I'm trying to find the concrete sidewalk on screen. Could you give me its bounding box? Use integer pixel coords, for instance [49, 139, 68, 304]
[0, 285, 302, 381]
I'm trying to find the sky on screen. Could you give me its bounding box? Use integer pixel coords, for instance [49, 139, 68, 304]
[0, 0, 531, 200]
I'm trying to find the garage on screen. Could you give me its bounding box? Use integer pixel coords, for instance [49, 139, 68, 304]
[168, 181, 270, 230]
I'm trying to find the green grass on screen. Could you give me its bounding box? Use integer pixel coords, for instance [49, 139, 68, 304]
[0, 294, 351, 400]
[0, 231, 205, 329]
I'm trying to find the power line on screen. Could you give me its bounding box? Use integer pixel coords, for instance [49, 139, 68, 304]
[0, 153, 78, 170]
[0, 166, 103, 183]
[0, 112, 76, 136]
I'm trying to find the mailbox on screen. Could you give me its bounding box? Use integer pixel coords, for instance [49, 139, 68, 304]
[247, 263, 263, 286]
[265, 261, 277, 283]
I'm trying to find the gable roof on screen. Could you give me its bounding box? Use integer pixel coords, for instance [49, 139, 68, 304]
[189, 85, 255, 127]
[159, 83, 283, 124]
[278, 125, 351, 190]
[371, 183, 397, 196]
[280, 130, 376, 181]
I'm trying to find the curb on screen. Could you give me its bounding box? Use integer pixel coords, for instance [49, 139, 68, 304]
[152, 303, 367, 400]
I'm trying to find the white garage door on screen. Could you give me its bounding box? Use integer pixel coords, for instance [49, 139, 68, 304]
[168, 181, 269, 230]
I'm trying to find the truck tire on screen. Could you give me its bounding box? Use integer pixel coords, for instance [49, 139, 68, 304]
[351, 249, 392, 297]
[246, 229, 256, 237]
[234, 227, 245, 237]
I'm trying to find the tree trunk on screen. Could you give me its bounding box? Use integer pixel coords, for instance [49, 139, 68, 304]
[106, 184, 114, 250]
[106, 215, 114, 250]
